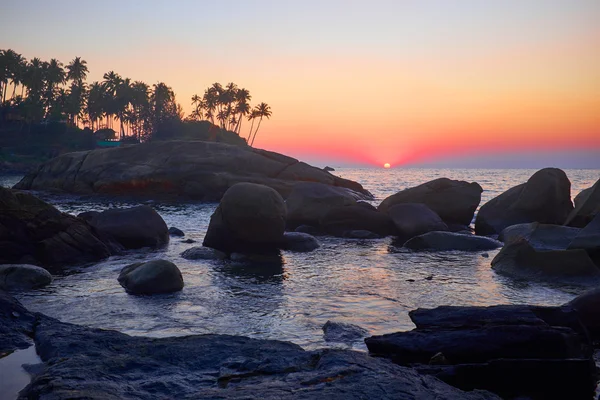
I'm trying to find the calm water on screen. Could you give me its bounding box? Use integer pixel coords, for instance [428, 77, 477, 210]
[2, 168, 599, 351]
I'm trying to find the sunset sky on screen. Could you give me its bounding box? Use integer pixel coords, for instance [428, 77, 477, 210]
[2, 0, 599, 168]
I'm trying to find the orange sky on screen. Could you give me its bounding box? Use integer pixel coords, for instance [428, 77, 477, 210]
[2, 1, 600, 167]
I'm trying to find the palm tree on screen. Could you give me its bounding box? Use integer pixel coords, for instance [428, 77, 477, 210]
[130, 81, 150, 139]
[115, 78, 133, 138]
[234, 87, 251, 134]
[86, 81, 104, 131]
[249, 102, 272, 147]
[66, 57, 88, 84]
[101, 71, 122, 129]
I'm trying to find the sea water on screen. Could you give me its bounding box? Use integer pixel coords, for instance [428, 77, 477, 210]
[1, 168, 599, 350]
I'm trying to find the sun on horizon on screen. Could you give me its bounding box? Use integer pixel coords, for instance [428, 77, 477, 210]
[384, 163, 391, 169]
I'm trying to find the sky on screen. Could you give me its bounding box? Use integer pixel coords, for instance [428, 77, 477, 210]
[2, 0, 599, 168]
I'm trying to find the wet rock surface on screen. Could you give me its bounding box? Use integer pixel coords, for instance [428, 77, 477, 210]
[404, 231, 502, 251]
[0, 264, 52, 291]
[118, 260, 184, 295]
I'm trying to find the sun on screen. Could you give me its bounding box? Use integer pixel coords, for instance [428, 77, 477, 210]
[383, 163, 391, 169]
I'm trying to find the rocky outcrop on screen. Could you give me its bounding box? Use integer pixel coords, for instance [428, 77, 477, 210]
[320, 205, 397, 237]
[0, 264, 52, 291]
[365, 304, 595, 399]
[498, 222, 580, 250]
[404, 232, 502, 251]
[15, 302, 497, 399]
[79, 205, 169, 249]
[389, 203, 448, 239]
[491, 239, 600, 282]
[13, 141, 371, 200]
[378, 178, 482, 226]
[475, 168, 573, 235]
[118, 260, 184, 295]
[286, 182, 363, 229]
[565, 179, 600, 227]
[203, 183, 287, 253]
[0, 187, 112, 269]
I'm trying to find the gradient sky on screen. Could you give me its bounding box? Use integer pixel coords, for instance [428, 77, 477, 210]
[2, 0, 599, 168]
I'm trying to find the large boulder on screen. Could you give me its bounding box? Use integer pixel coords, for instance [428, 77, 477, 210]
[378, 178, 483, 226]
[79, 205, 169, 249]
[498, 222, 580, 250]
[565, 179, 600, 227]
[0, 187, 112, 269]
[0, 264, 52, 291]
[491, 239, 600, 281]
[404, 232, 502, 251]
[285, 182, 362, 229]
[567, 288, 600, 340]
[13, 141, 371, 200]
[475, 168, 573, 235]
[320, 205, 397, 236]
[388, 203, 448, 239]
[203, 183, 287, 253]
[118, 260, 184, 295]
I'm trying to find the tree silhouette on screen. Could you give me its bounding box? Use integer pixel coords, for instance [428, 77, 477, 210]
[249, 102, 271, 147]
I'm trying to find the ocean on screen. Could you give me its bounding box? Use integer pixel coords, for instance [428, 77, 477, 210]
[2, 167, 599, 351]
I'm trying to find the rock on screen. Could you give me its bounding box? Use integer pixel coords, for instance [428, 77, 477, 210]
[0, 187, 112, 269]
[320, 205, 397, 236]
[475, 168, 573, 235]
[0, 290, 36, 353]
[567, 287, 600, 340]
[181, 238, 196, 243]
[498, 222, 580, 250]
[168, 227, 185, 237]
[366, 304, 595, 399]
[118, 260, 184, 295]
[324, 166, 335, 172]
[378, 178, 483, 226]
[230, 252, 284, 265]
[13, 141, 371, 200]
[19, 306, 498, 399]
[286, 182, 364, 229]
[565, 179, 600, 227]
[323, 321, 369, 345]
[491, 239, 600, 281]
[343, 230, 381, 239]
[404, 232, 502, 251]
[356, 201, 377, 211]
[0, 264, 52, 291]
[279, 232, 320, 252]
[567, 213, 600, 252]
[181, 246, 227, 260]
[388, 203, 448, 239]
[79, 205, 169, 249]
[203, 183, 287, 253]
[294, 224, 321, 235]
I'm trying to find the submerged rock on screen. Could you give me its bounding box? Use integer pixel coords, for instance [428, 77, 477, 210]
[118, 260, 184, 295]
[168, 227, 185, 237]
[79, 205, 169, 249]
[475, 168, 573, 235]
[279, 232, 320, 252]
[203, 183, 287, 253]
[565, 179, 600, 227]
[323, 321, 369, 345]
[0, 264, 52, 291]
[378, 178, 483, 226]
[13, 141, 371, 200]
[181, 246, 227, 260]
[388, 203, 448, 239]
[0, 187, 112, 269]
[404, 232, 502, 251]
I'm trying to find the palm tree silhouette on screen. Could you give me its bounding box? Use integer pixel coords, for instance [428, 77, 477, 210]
[249, 102, 272, 147]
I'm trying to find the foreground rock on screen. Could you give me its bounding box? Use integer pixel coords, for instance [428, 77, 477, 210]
[388, 204, 448, 239]
[286, 182, 364, 229]
[118, 260, 184, 295]
[0, 291, 499, 400]
[491, 239, 600, 282]
[79, 205, 169, 249]
[378, 178, 483, 226]
[404, 232, 502, 251]
[366, 304, 595, 399]
[204, 183, 287, 253]
[320, 205, 397, 237]
[0, 264, 52, 291]
[0, 187, 112, 269]
[14, 141, 371, 200]
[565, 179, 600, 227]
[498, 222, 580, 250]
[568, 288, 600, 341]
[475, 168, 573, 235]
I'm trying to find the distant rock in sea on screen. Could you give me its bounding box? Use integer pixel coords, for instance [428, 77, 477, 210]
[324, 166, 335, 172]
[13, 141, 371, 201]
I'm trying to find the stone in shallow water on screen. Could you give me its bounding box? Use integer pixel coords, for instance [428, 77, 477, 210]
[118, 259, 184, 295]
[181, 246, 226, 260]
[403, 231, 502, 251]
[0, 264, 52, 291]
[279, 232, 320, 252]
[168, 226, 185, 237]
[323, 321, 369, 345]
